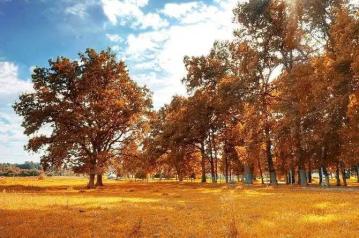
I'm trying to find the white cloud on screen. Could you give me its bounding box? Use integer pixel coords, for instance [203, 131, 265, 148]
[161, 2, 203, 19]
[123, 0, 237, 108]
[106, 33, 123, 42]
[0, 62, 32, 102]
[65, 3, 88, 18]
[0, 61, 36, 163]
[101, 0, 168, 30]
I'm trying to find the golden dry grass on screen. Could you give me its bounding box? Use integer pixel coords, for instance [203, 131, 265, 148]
[0, 177, 358, 238]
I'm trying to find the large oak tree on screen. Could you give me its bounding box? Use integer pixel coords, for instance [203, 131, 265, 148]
[14, 49, 152, 188]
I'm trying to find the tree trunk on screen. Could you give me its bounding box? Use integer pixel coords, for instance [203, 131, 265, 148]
[298, 169, 307, 186]
[265, 126, 277, 185]
[210, 157, 216, 183]
[295, 119, 306, 186]
[257, 157, 264, 184]
[340, 161, 347, 186]
[335, 163, 341, 186]
[87, 174, 95, 189]
[320, 166, 329, 187]
[95, 174, 104, 187]
[356, 165, 359, 183]
[178, 173, 183, 182]
[307, 161, 312, 183]
[307, 170, 312, 184]
[200, 142, 206, 183]
[319, 167, 323, 185]
[243, 164, 253, 185]
[224, 156, 229, 183]
[208, 134, 216, 183]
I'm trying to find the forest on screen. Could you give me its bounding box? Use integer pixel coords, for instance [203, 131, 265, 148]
[13, 0, 359, 189]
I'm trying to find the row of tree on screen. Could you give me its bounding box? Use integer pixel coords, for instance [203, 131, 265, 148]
[143, 0, 359, 186]
[14, 0, 359, 188]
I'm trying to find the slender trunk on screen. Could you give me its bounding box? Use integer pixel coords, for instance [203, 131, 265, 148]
[200, 142, 206, 183]
[210, 157, 216, 183]
[208, 135, 216, 183]
[340, 161, 347, 186]
[243, 164, 253, 185]
[95, 174, 103, 187]
[291, 168, 295, 184]
[356, 165, 359, 183]
[265, 120, 277, 185]
[295, 120, 307, 186]
[257, 157, 264, 184]
[212, 133, 218, 182]
[224, 156, 229, 183]
[285, 170, 290, 184]
[320, 146, 329, 186]
[319, 167, 323, 185]
[307, 170, 312, 184]
[335, 162, 341, 186]
[307, 161, 312, 183]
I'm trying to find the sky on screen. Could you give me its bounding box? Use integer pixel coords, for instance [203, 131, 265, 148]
[0, 0, 239, 163]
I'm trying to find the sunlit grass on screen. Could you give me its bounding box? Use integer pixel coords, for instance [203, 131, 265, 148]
[0, 177, 358, 238]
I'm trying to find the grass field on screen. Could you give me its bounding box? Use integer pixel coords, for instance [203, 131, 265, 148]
[0, 177, 358, 238]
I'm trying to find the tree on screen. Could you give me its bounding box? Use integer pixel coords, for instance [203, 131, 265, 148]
[14, 49, 152, 188]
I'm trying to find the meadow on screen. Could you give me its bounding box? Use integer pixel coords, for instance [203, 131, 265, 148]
[0, 177, 358, 238]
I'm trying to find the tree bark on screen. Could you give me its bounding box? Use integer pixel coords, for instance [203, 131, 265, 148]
[87, 174, 95, 189]
[96, 174, 104, 187]
[265, 122, 277, 185]
[224, 156, 229, 183]
[298, 169, 307, 186]
[208, 136, 216, 183]
[340, 161, 347, 186]
[257, 157, 264, 184]
[200, 142, 207, 183]
[243, 164, 253, 185]
[356, 165, 359, 183]
[319, 166, 323, 185]
[320, 166, 329, 187]
[295, 120, 306, 186]
[335, 163, 341, 186]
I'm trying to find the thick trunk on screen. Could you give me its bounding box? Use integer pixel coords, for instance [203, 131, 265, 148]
[298, 169, 307, 186]
[200, 142, 207, 183]
[95, 174, 104, 187]
[243, 164, 253, 185]
[178, 173, 184, 182]
[87, 174, 95, 189]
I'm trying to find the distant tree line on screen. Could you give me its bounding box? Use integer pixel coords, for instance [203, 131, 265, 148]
[0, 161, 41, 177]
[14, 0, 359, 187]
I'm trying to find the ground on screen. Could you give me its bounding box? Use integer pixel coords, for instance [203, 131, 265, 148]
[0, 177, 358, 238]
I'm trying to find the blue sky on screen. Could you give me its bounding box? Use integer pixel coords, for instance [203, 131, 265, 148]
[0, 0, 238, 163]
